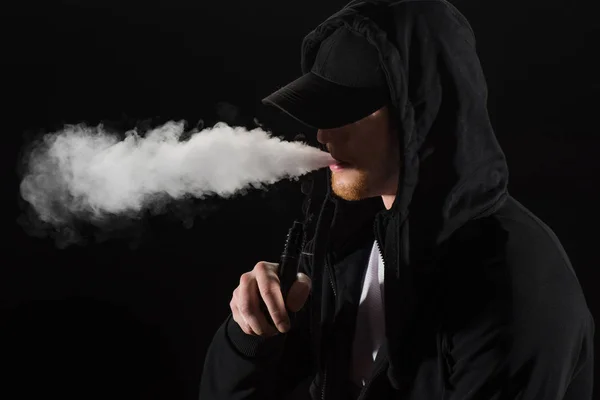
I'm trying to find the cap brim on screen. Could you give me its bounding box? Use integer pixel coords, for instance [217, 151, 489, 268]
[262, 72, 388, 129]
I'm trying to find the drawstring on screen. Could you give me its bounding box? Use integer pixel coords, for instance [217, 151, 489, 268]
[385, 212, 413, 391]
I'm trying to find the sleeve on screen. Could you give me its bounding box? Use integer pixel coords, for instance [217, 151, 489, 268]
[441, 261, 595, 400]
[198, 241, 315, 400]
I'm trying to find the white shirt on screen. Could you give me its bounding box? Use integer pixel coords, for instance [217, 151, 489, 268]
[350, 240, 386, 387]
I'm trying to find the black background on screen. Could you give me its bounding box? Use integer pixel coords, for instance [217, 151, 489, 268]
[1, 0, 598, 399]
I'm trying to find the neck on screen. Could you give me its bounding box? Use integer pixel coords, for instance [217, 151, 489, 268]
[381, 195, 396, 210]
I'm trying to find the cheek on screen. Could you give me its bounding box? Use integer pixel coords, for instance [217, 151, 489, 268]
[360, 141, 390, 170]
[348, 138, 377, 165]
[376, 134, 399, 167]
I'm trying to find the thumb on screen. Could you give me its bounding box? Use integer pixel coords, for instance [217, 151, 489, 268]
[285, 273, 312, 313]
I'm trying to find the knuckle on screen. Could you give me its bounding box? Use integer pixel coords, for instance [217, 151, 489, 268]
[239, 272, 255, 286]
[254, 262, 267, 273]
[269, 308, 285, 318]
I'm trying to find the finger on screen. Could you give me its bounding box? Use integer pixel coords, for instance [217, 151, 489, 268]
[234, 305, 256, 335]
[239, 274, 278, 337]
[286, 273, 312, 313]
[231, 292, 255, 336]
[255, 261, 279, 274]
[255, 263, 289, 333]
[238, 275, 273, 336]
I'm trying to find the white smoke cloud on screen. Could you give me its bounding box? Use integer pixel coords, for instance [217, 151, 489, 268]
[19, 121, 334, 227]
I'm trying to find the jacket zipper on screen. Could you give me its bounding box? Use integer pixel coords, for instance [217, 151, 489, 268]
[322, 220, 389, 400]
[353, 219, 388, 400]
[321, 367, 327, 400]
[374, 237, 384, 269]
[357, 363, 387, 400]
[325, 252, 337, 297]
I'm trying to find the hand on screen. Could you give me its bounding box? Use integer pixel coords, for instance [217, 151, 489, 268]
[230, 261, 311, 337]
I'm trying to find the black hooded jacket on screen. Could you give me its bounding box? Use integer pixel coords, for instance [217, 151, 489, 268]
[199, 1, 594, 399]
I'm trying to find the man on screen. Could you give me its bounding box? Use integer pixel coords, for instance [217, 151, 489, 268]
[200, 0, 594, 399]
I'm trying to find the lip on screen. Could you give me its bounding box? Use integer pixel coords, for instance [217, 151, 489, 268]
[329, 162, 350, 171]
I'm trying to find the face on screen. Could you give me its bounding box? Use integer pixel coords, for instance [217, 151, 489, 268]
[317, 105, 400, 202]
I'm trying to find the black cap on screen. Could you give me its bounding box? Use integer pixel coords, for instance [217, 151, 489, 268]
[262, 27, 389, 129]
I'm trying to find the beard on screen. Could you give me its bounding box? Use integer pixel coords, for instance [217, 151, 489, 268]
[330, 169, 373, 201]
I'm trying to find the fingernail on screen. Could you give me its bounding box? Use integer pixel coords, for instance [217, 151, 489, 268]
[278, 322, 290, 333]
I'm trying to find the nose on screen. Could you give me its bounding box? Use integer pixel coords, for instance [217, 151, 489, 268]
[316, 129, 330, 145]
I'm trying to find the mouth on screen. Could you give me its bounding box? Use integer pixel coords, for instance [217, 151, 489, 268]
[329, 160, 351, 172]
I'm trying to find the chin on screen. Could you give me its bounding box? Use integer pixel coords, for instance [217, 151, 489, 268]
[330, 170, 372, 201]
[332, 188, 366, 201]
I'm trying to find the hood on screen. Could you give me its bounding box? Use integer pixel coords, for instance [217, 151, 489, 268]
[300, 0, 510, 389]
[303, 0, 508, 263]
